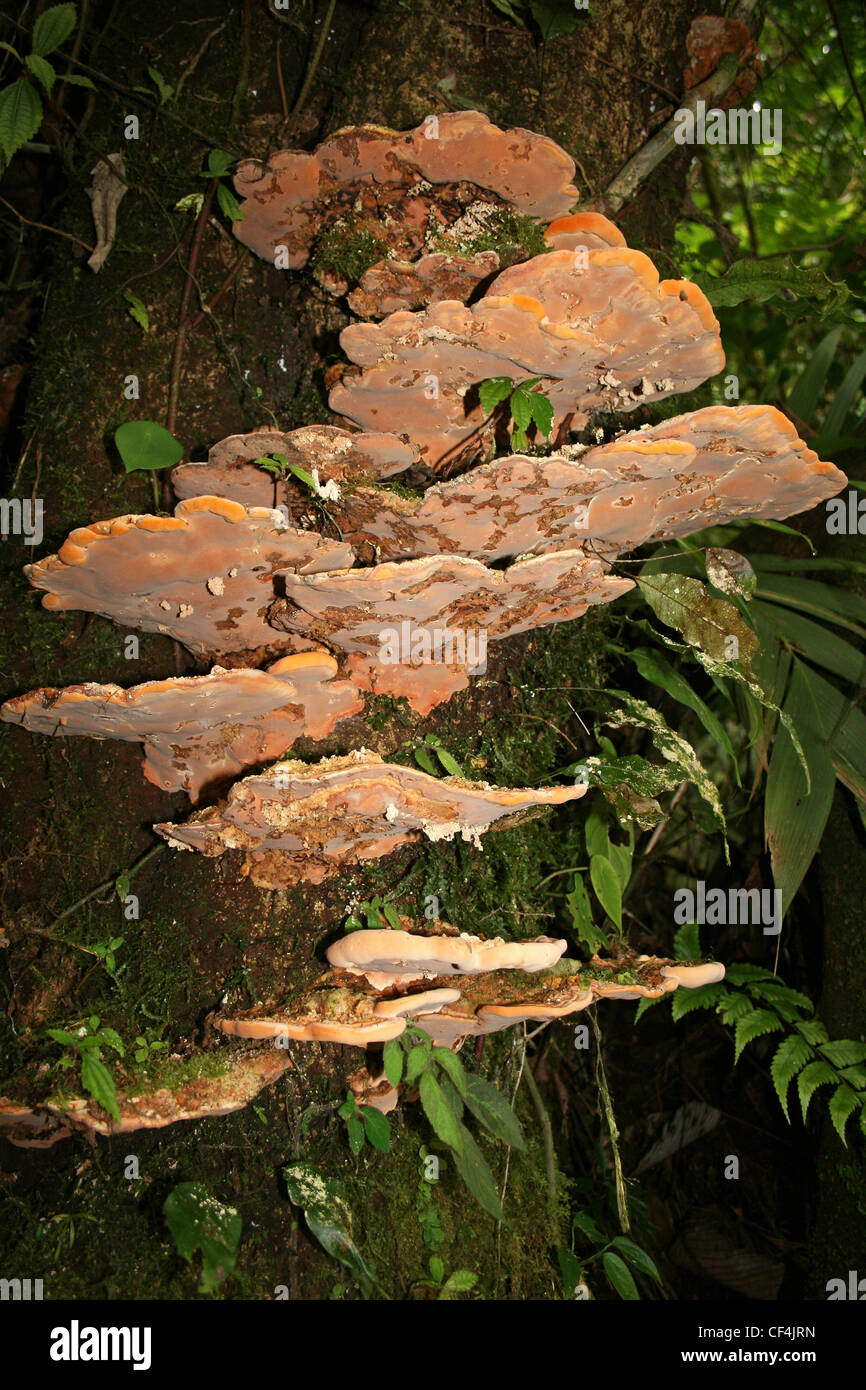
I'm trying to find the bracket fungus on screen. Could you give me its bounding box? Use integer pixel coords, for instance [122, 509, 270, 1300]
[171, 425, 419, 508]
[24, 496, 353, 658]
[330, 247, 723, 467]
[1, 651, 363, 802]
[268, 550, 633, 713]
[155, 750, 586, 887]
[326, 927, 567, 979]
[232, 112, 577, 315]
[322, 404, 846, 567]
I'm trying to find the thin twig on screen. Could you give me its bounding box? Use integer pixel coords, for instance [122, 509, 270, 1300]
[44, 843, 165, 932]
[590, 1011, 629, 1233]
[292, 0, 337, 113]
[0, 195, 94, 254]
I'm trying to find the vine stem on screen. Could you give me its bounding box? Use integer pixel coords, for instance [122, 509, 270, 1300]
[590, 1011, 630, 1233]
[43, 842, 166, 933]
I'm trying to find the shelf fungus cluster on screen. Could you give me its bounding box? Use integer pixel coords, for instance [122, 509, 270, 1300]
[0, 115, 846, 1145]
[0, 928, 724, 1143]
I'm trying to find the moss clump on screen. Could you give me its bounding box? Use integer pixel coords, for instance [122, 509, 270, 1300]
[312, 217, 386, 284]
[434, 207, 549, 263]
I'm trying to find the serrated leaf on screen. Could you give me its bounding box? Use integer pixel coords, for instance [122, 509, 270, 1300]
[450, 1120, 503, 1219]
[695, 260, 850, 319]
[439, 1268, 478, 1298]
[47, 1027, 78, 1047]
[62, 73, 95, 89]
[206, 148, 235, 178]
[25, 55, 56, 95]
[589, 854, 622, 930]
[478, 376, 513, 415]
[734, 1008, 784, 1063]
[627, 647, 738, 774]
[671, 985, 720, 1021]
[32, 4, 77, 56]
[123, 289, 149, 333]
[724, 963, 776, 984]
[796, 1018, 829, 1046]
[419, 1072, 464, 1154]
[382, 1038, 404, 1087]
[819, 1040, 866, 1067]
[603, 1250, 639, 1300]
[432, 1048, 468, 1097]
[0, 79, 43, 161]
[404, 1044, 429, 1086]
[528, 389, 554, 437]
[797, 1059, 837, 1121]
[828, 1085, 860, 1146]
[566, 872, 608, 952]
[510, 384, 534, 432]
[463, 1074, 525, 1150]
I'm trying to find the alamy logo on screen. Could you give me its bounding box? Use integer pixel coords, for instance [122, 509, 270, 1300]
[0, 497, 43, 546]
[674, 881, 782, 936]
[0, 1276, 43, 1299]
[49, 1320, 152, 1371]
[673, 99, 782, 154]
[826, 1271, 866, 1300]
[378, 622, 487, 674]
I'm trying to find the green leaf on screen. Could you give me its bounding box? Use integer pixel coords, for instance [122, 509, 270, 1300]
[611, 1236, 662, 1284]
[147, 66, 173, 105]
[765, 659, 839, 915]
[752, 601, 866, 685]
[627, 647, 738, 773]
[531, 0, 583, 42]
[823, 348, 866, 438]
[671, 984, 722, 1021]
[572, 1210, 605, 1243]
[428, 1253, 445, 1284]
[123, 289, 149, 333]
[439, 1268, 478, 1298]
[115, 420, 183, 473]
[382, 901, 401, 930]
[673, 922, 700, 961]
[419, 1072, 464, 1154]
[80, 1053, 121, 1124]
[602, 694, 729, 856]
[163, 1181, 241, 1294]
[0, 79, 43, 161]
[216, 183, 244, 223]
[797, 1059, 837, 1122]
[478, 376, 513, 415]
[528, 389, 554, 438]
[694, 260, 850, 319]
[567, 872, 608, 952]
[282, 1161, 376, 1289]
[62, 73, 95, 89]
[819, 1040, 866, 1067]
[432, 1048, 468, 1097]
[382, 1038, 404, 1087]
[32, 4, 78, 57]
[463, 1074, 525, 1150]
[787, 327, 843, 422]
[602, 1250, 639, 1300]
[360, 1107, 391, 1153]
[46, 1027, 78, 1047]
[414, 747, 438, 776]
[754, 576, 866, 639]
[510, 384, 534, 433]
[589, 854, 622, 931]
[734, 1008, 784, 1063]
[796, 1018, 829, 1046]
[206, 148, 235, 178]
[346, 1113, 365, 1154]
[24, 55, 56, 96]
[435, 747, 463, 777]
[405, 1044, 429, 1086]
[828, 1085, 860, 1146]
[450, 1120, 503, 1219]
[637, 572, 759, 669]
